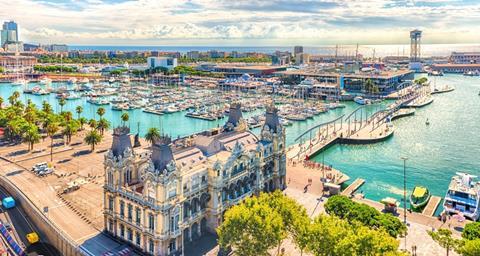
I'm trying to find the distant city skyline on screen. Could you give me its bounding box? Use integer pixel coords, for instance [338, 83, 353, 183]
[1, 0, 480, 46]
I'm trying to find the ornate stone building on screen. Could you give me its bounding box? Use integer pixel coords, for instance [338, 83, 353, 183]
[103, 103, 286, 255]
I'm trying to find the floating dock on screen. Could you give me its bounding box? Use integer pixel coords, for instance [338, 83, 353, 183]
[341, 178, 365, 196]
[422, 196, 442, 216]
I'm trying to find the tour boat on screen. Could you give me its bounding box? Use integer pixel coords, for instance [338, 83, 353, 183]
[354, 96, 372, 105]
[443, 172, 480, 221]
[409, 186, 431, 210]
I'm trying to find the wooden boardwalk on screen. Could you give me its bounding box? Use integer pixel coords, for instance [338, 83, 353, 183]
[422, 196, 442, 216]
[341, 178, 365, 196]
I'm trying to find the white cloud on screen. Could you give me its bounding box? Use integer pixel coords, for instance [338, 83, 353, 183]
[0, 0, 479, 45]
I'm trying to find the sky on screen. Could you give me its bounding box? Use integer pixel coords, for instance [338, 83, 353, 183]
[1, 0, 479, 46]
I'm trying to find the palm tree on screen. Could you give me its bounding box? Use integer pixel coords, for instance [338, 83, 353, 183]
[63, 111, 73, 122]
[75, 106, 83, 119]
[42, 101, 53, 114]
[78, 117, 87, 130]
[23, 125, 41, 151]
[84, 130, 102, 152]
[121, 112, 129, 126]
[58, 98, 66, 113]
[88, 119, 97, 130]
[63, 120, 79, 144]
[0, 96, 3, 109]
[97, 118, 110, 135]
[145, 127, 160, 145]
[96, 107, 105, 120]
[46, 122, 59, 162]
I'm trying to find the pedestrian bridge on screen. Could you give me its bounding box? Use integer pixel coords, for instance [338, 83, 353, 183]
[287, 85, 426, 160]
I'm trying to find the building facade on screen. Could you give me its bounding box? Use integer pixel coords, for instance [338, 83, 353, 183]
[104, 103, 287, 255]
[449, 52, 480, 64]
[147, 57, 178, 70]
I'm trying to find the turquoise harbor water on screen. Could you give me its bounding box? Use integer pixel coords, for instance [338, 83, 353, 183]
[1, 74, 479, 213]
[311, 74, 480, 212]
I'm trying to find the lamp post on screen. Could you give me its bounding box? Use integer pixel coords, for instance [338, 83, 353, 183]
[401, 156, 408, 252]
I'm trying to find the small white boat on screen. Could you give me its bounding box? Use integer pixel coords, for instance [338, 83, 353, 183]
[12, 79, 28, 87]
[354, 96, 371, 105]
[40, 78, 52, 85]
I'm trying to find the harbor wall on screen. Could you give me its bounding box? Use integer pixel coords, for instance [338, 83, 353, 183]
[338, 131, 394, 145]
[0, 176, 83, 256]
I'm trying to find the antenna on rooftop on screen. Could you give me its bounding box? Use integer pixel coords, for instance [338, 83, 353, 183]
[355, 43, 359, 62]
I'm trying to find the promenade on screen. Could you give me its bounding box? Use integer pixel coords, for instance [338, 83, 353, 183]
[0, 131, 139, 255]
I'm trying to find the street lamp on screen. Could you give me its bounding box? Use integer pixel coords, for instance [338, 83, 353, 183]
[401, 156, 408, 252]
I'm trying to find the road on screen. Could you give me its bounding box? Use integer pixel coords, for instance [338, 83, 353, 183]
[0, 185, 61, 256]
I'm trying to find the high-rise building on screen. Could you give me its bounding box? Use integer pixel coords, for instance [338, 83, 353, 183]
[410, 29, 422, 62]
[294, 46, 303, 56]
[1, 21, 19, 48]
[2, 21, 18, 42]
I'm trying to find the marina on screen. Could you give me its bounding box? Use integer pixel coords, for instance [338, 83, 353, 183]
[0, 74, 477, 218]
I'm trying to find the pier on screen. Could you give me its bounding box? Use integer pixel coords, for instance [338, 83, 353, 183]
[287, 85, 431, 161]
[341, 178, 365, 196]
[422, 196, 442, 216]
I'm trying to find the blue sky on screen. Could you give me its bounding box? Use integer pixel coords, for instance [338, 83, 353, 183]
[1, 0, 479, 45]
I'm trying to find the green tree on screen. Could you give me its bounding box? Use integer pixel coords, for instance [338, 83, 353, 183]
[217, 195, 286, 256]
[96, 118, 110, 135]
[58, 98, 66, 113]
[121, 112, 129, 126]
[46, 122, 60, 162]
[428, 228, 460, 256]
[0, 96, 3, 109]
[145, 127, 160, 145]
[75, 106, 83, 119]
[78, 117, 87, 130]
[325, 195, 406, 238]
[42, 101, 53, 114]
[458, 239, 480, 256]
[62, 120, 80, 144]
[96, 107, 105, 119]
[88, 119, 97, 129]
[84, 129, 102, 152]
[23, 125, 41, 151]
[462, 222, 480, 240]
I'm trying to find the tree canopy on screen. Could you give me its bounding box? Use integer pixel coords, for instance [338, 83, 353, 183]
[325, 195, 406, 238]
[217, 191, 404, 256]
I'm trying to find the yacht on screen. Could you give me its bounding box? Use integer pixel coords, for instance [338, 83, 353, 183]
[40, 77, 52, 86]
[12, 78, 28, 87]
[354, 96, 372, 105]
[443, 172, 480, 221]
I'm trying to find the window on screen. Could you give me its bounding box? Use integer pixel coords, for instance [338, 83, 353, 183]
[149, 239, 154, 254]
[135, 207, 141, 225]
[119, 200, 125, 218]
[168, 240, 176, 253]
[127, 228, 133, 241]
[170, 216, 174, 231]
[119, 224, 125, 238]
[135, 232, 141, 246]
[148, 213, 155, 231]
[168, 181, 177, 199]
[108, 220, 113, 232]
[127, 204, 132, 221]
[107, 172, 113, 185]
[108, 196, 113, 211]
